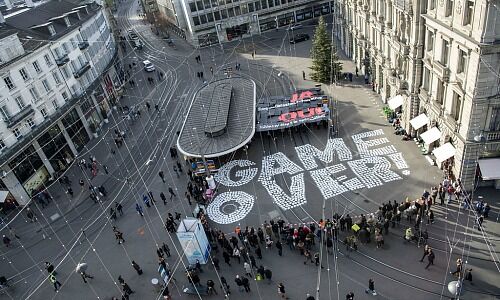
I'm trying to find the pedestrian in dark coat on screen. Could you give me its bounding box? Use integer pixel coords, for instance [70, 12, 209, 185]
[115, 202, 123, 216]
[276, 241, 283, 256]
[425, 249, 435, 269]
[135, 203, 144, 216]
[158, 171, 165, 183]
[255, 247, 262, 259]
[160, 192, 167, 205]
[168, 187, 176, 199]
[223, 251, 232, 266]
[162, 243, 171, 257]
[241, 276, 250, 292]
[132, 261, 143, 275]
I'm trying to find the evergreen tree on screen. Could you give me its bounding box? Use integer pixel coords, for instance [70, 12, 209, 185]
[309, 16, 342, 83]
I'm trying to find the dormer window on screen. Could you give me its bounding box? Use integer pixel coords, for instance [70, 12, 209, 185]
[48, 24, 56, 36]
[75, 11, 81, 19]
[64, 17, 71, 27]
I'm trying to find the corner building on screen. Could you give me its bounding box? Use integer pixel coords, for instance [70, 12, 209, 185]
[0, 0, 122, 205]
[332, 0, 500, 189]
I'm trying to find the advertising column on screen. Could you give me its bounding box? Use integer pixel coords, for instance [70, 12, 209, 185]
[176, 218, 211, 264]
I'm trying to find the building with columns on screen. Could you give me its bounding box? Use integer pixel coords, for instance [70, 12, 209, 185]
[333, 0, 500, 189]
[0, 0, 121, 206]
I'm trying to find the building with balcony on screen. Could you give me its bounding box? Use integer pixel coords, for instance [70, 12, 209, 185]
[165, 0, 333, 47]
[0, 0, 121, 205]
[332, 0, 500, 189]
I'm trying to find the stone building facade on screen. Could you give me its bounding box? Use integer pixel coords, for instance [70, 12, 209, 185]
[333, 0, 500, 189]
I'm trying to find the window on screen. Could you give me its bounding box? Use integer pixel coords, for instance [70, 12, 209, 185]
[19, 68, 30, 81]
[189, 2, 197, 12]
[234, 6, 241, 16]
[33, 60, 42, 73]
[0, 105, 9, 121]
[29, 87, 40, 102]
[445, 0, 453, 17]
[255, 1, 261, 10]
[193, 16, 200, 26]
[200, 14, 207, 24]
[248, 2, 254, 12]
[0, 139, 5, 150]
[48, 25, 56, 36]
[13, 128, 22, 138]
[451, 92, 462, 121]
[268, 0, 274, 8]
[70, 38, 77, 49]
[61, 66, 70, 79]
[62, 43, 69, 53]
[457, 49, 467, 73]
[489, 107, 500, 131]
[423, 67, 431, 91]
[430, 0, 435, 9]
[207, 13, 214, 22]
[196, 0, 203, 10]
[44, 54, 53, 67]
[464, 0, 473, 25]
[52, 99, 59, 110]
[42, 79, 52, 92]
[221, 9, 228, 19]
[3, 76, 15, 90]
[436, 79, 444, 104]
[27, 118, 35, 128]
[426, 30, 434, 51]
[52, 71, 62, 85]
[40, 107, 48, 117]
[214, 11, 221, 20]
[203, 0, 211, 8]
[15, 96, 26, 109]
[61, 91, 69, 101]
[228, 7, 235, 17]
[441, 39, 450, 66]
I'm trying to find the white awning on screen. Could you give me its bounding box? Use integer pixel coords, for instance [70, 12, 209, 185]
[410, 114, 429, 130]
[0, 191, 8, 203]
[478, 158, 500, 180]
[421, 127, 441, 144]
[388, 95, 404, 110]
[432, 142, 456, 164]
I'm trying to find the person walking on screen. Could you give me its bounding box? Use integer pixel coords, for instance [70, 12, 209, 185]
[425, 248, 435, 269]
[241, 276, 251, 293]
[223, 251, 232, 266]
[221, 276, 231, 295]
[115, 202, 123, 216]
[67, 187, 73, 197]
[233, 247, 241, 264]
[419, 245, 430, 262]
[45, 262, 56, 275]
[302, 71, 306, 80]
[160, 192, 167, 205]
[451, 258, 463, 277]
[135, 203, 144, 217]
[234, 275, 243, 292]
[255, 247, 263, 259]
[264, 267, 272, 284]
[114, 229, 125, 244]
[143, 195, 151, 208]
[346, 291, 355, 300]
[2, 235, 11, 247]
[79, 269, 94, 283]
[162, 243, 171, 257]
[132, 261, 143, 275]
[278, 282, 288, 299]
[207, 279, 217, 295]
[212, 257, 220, 271]
[244, 262, 252, 277]
[48, 273, 62, 291]
[158, 171, 165, 183]
[168, 187, 176, 199]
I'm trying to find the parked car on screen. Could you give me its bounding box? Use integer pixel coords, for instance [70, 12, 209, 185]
[289, 33, 310, 44]
[143, 60, 155, 72]
[132, 39, 143, 50]
[289, 23, 303, 31]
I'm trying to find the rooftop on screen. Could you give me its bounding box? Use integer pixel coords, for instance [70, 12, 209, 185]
[177, 77, 256, 158]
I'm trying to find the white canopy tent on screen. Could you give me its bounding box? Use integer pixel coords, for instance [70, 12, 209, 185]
[478, 158, 500, 180]
[432, 142, 456, 164]
[388, 95, 404, 110]
[410, 114, 429, 130]
[421, 127, 441, 145]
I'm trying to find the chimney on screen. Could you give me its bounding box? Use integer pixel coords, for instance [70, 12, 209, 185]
[25, 0, 34, 8]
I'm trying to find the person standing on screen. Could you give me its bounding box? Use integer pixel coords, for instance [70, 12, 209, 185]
[244, 262, 252, 277]
[425, 248, 435, 269]
[278, 282, 288, 299]
[221, 276, 230, 295]
[302, 71, 306, 80]
[115, 202, 123, 216]
[2, 235, 11, 247]
[233, 247, 241, 264]
[223, 251, 232, 266]
[365, 279, 376, 295]
[241, 276, 251, 293]
[212, 257, 220, 271]
[276, 240, 283, 256]
[158, 171, 165, 183]
[49, 273, 62, 291]
[264, 267, 272, 284]
[255, 247, 263, 259]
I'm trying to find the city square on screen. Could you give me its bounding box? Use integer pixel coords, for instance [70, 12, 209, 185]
[0, 0, 499, 299]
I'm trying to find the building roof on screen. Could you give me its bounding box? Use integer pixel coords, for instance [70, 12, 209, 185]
[0, 23, 48, 68]
[177, 77, 256, 158]
[3, 0, 100, 40]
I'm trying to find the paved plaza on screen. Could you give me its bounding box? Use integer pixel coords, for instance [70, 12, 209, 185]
[0, 2, 499, 300]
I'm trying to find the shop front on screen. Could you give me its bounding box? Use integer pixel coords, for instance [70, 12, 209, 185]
[37, 124, 75, 174]
[277, 12, 295, 27]
[61, 109, 90, 152]
[81, 95, 102, 129]
[313, 3, 330, 17]
[198, 32, 219, 47]
[259, 18, 277, 32]
[226, 23, 249, 41]
[103, 74, 117, 107]
[95, 85, 111, 121]
[295, 7, 313, 22]
[8, 145, 50, 197]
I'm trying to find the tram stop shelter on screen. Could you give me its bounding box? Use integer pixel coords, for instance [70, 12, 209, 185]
[177, 77, 256, 158]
